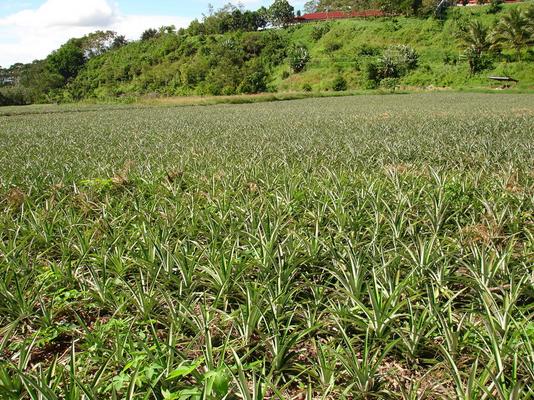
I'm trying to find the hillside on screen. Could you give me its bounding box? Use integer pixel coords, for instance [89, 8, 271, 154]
[1, 1, 534, 104]
[278, 3, 534, 91]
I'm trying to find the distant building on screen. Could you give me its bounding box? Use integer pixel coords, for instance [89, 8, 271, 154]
[294, 9, 385, 22]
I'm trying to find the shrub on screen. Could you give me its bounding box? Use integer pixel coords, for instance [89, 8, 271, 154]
[332, 75, 347, 91]
[464, 46, 493, 74]
[380, 77, 399, 91]
[0, 85, 31, 106]
[288, 45, 310, 73]
[239, 62, 268, 94]
[377, 53, 400, 79]
[443, 52, 457, 65]
[383, 45, 419, 73]
[364, 61, 380, 86]
[324, 40, 342, 53]
[311, 24, 331, 41]
[364, 45, 419, 86]
[356, 44, 382, 57]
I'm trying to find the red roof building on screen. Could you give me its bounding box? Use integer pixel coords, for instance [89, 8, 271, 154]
[294, 9, 385, 22]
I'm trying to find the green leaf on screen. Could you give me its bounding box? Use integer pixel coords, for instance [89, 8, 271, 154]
[167, 359, 203, 381]
[204, 369, 230, 397]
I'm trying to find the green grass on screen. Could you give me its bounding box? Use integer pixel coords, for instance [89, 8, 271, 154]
[0, 93, 533, 399]
[278, 2, 534, 91]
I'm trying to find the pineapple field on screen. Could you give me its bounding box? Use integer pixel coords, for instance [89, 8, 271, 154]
[0, 93, 533, 399]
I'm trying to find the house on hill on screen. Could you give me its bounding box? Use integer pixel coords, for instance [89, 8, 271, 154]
[294, 9, 385, 22]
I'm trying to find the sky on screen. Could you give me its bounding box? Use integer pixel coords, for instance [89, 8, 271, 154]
[0, 0, 306, 68]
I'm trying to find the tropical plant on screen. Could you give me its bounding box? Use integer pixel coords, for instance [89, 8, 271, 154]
[492, 8, 534, 58]
[456, 20, 493, 73]
[288, 44, 310, 72]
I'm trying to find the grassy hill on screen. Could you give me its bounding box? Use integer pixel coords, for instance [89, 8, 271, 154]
[2, 1, 534, 105]
[277, 2, 534, 91]
[75, 2, 534, 101]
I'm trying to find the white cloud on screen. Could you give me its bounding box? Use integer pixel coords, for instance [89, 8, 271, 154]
[0, 0, 191, 67]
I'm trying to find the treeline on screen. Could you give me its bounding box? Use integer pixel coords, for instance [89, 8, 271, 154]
[0, 31, 128, 105]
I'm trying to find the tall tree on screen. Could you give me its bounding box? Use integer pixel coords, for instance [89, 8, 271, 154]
[46, 40, 86, 82]
[458, 20, 491, 54]
[80, 31, 117, 58]
[457, 20, 491, 73]
[269, 0, 295, 27]
[304, 0, 320, 13]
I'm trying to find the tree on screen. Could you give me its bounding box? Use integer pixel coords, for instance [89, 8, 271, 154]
[141, 28, 158, 41]
[46, 40, 86, 81]
[111, 35, 128, 50]
[457, 20, 491, 73]
[492, 8, 534, 58]
[80, 31, 117, 58]
[159, 25, 176, 34]
[269, 0, 295, 27]
[458, 20, 491, 53]
[304, 0, 319, 14]
[0, 67, 11, 87]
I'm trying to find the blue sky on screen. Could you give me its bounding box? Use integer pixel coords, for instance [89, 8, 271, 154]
[0, 0, 304, 67]
[0, 1, 280, 19]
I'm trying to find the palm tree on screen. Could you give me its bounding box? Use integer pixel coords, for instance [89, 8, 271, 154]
[458, 20, 492, 55]
[457, 20, 491, 73]
[492, 8, 534, 59]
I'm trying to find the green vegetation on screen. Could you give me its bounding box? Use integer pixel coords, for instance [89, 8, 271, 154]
[1, 1, 534, 105]
[1, 93, 533, 398]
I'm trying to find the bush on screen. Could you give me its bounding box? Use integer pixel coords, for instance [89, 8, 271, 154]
[364, 45, 419, 86]
[302, 83, 312, 92]
[311, 24, 331, 41]
[0, 90, 7, 106]
[141, 29, 159, 41]
[464, 47, 493, 74]
[383, 45, 419, 73]
[332, 75, 347, 91]
[377, 53, 399, 79]
[364, 61, 380, 86]
[443, 52, 457, 65]
[239, 62, 268, 94]
[324, 40, 342, 53]
[288, 45, 310, 73]
[380, 77, 399, 91]
[0, 85, 30, 106]
[356, 44, 382, 57]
